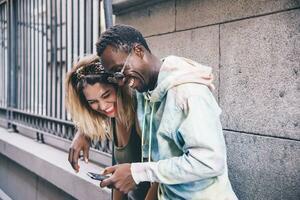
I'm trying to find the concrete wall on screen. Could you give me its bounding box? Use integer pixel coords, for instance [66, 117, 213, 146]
[113, 0, 300, 199]
[0, 154, 76, 200]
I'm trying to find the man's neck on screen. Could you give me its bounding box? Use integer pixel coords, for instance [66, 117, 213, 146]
[148, 55, 162, 91]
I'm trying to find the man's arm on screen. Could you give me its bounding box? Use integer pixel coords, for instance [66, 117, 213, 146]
[68, 130, 91, 172]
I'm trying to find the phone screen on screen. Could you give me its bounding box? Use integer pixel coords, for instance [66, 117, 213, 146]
[87, 172, 109, 181]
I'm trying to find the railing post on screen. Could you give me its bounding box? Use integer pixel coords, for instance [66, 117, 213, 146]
[5, 0, 10, 129]
[6, 0, 17, 132]
[36, 132, 45, 143]
[103, 0, 113, 29]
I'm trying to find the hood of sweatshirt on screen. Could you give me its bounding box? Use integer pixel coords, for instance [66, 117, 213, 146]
[148, 55, 215, 103]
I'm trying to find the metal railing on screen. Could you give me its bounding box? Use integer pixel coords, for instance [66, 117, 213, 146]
[0, 1, 7, 104]
[0, 0, 113, 164]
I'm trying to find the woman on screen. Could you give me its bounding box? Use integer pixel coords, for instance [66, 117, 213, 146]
[65, 54, 156, 200]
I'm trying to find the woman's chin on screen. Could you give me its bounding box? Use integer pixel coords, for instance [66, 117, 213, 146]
[95, 110, 115, 118]
[106, 112, 116, 118]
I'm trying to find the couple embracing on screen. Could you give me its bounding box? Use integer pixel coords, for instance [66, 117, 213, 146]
[65, 25, 237, 200]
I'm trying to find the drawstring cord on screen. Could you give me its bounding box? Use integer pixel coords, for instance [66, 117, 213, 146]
[141, 94, 156, 185]
[141, 100, 148, 162]
[141, 97, 155, 163]
[148, 102, 155, 162]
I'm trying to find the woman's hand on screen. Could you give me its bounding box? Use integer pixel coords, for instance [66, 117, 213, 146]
[68, 131, 90, 172]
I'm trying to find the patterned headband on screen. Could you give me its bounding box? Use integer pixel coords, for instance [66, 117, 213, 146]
[74, 62, 118, 84]
[75, 62, 106, 80]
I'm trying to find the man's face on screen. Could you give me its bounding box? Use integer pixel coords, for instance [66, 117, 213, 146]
[101, 45, 150, 92]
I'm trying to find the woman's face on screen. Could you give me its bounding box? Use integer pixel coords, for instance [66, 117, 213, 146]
[83, 82, 117, 118]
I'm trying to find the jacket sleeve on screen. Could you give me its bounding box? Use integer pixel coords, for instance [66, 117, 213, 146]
[131, 85, 227, 184]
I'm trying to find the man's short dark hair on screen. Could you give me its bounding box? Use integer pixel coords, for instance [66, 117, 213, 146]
[96, 24, 151, 56]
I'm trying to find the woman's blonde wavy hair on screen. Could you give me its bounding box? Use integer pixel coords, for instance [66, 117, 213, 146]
[65, 54, 136, 140]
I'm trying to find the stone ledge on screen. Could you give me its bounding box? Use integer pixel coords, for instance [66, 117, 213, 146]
[0, 127, 111, 200]
[0, 188, 12, 200]
[112, 0, 167, 14]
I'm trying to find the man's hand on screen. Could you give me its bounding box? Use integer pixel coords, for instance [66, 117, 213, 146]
[100, 163, 136, 194]
[68, 131, 90, 172]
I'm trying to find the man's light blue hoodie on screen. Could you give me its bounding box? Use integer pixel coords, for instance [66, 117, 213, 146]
[131, 56, 238, 200]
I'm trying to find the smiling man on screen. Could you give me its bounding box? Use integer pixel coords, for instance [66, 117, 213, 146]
[95, 25, 238, 200]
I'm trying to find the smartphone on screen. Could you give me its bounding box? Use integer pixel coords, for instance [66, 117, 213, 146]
[87, 172, 109, 181]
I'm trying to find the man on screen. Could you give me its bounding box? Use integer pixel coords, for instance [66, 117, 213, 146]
[69, 25, 237, 200]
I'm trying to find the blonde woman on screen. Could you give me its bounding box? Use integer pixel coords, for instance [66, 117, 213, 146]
[65, 54, 155, 200]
